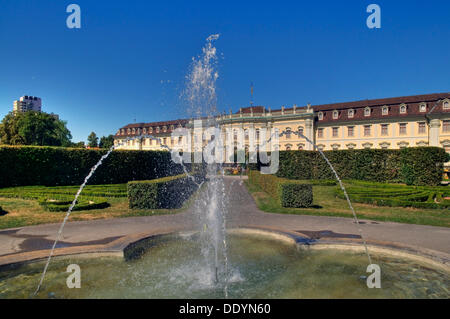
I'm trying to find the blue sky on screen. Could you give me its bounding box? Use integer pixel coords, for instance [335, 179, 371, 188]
[1, 0, 449, 142]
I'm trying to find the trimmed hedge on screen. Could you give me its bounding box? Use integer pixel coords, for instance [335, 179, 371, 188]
[127, 174, 200, 209]
[248, 170, 314, 208]
[253, 147, 449, 186]
[39, 198, 110, 212]
[279, 183, 313, 208]
[335, 180, 450, 210]
[0, 145, 187, 187]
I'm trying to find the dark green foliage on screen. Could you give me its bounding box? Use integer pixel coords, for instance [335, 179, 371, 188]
[248, 170, 314, 207]
[399, 148, 450, 186]
[127, 174, 199, 209]
[87, 132, 98, 148]
[38, 198, 110, 212]
[279, 183, 313, 208]
[99, 135, 115, 149]
[271, 147, 448, 186]
[0, 111, 72, 147]
[0, 146, 186, 187]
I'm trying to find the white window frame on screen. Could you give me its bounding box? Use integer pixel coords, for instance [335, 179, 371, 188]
[364, 107, 371, 117]
[400, 103, 407, 114]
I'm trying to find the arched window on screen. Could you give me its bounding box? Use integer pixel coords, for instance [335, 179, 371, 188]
[419, 103, 427, 112]
[298, 126, 304, 136]
[286, 145, 292, 151]
[132, 128, 136, 134]
[348, 109, 355, 118]
[443, 100, 450, 110]
[382, 106, 389, 115]
[156, 127, 160, 133]
[149, 127, 153, 133]
[318, 112, 324, 120]
[285, 127, 292, 139]
[332, 110, 339, 119]
[364, 107, 371, 117]
[400, 104, 407, 114]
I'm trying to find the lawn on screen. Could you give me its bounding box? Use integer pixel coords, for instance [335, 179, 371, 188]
[0, 184, 192, 230]
[245, 179, 450, 227]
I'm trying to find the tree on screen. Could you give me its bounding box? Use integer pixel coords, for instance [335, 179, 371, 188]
[87, 132, 98, 148]
[99, 135, 115, 149]
[71, 141, 85, 148]
[0, 111, 72, 146]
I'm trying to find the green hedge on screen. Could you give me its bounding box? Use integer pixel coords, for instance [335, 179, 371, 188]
[335, 181, 450, 210]
[263, 147, 449, 186]
[0, 145, 187, 187]
[38, 198, 110, 212]
[248, 170, 314, 207]
[127, 174, 200, 209]
[279, 183, 313, 208]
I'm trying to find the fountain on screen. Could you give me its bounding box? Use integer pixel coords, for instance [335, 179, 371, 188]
[0, 34, 449, 299]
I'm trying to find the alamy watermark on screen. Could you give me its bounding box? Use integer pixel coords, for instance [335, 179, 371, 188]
[169, 120, 279, 174]
[66, 4, 81, 29]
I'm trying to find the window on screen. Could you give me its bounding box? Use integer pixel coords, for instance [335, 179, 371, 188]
[318, 112, 324, 120]
[444, 100, 450, 110]
[364, 125, 371, 136]
[285, 127, 292, 139]
[380, 142, 390, 150]
[331, 144, 340, 151]
[381, 124, 389, 136]
[298, 144, 304, 150]
[400, 104, 407, 114]
[332, 127, 339, 137]
[298, 126, 304, 136]
[362, 142, 372, 149]
[244, 129, 249, 140]
[163, 126, 167, 132]
[163, 138, 167, 145]
[347, 126, 354, 137]
[419, 103, 427, 112]
[149, 127, 153, 133]
[143, 127, 147, 134]
[346, 143, 356, 150]
[418, 122, 426, 134]
[382, 106, 389, 115]
[156, 127, 160, 133]
[178, 136, 183, 144]
[332, 110, 339, 119]
[348, 109, 354, 118]
[256, 129, 260, 140]
[286, 144, 292, 151]
[443, 120, 450, 132]
[399, 123, 407, 135]
[317, 128, 324, 138]
[364, 107, 371, 117]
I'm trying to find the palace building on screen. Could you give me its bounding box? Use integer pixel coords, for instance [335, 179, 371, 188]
[114, 93, 450, 160]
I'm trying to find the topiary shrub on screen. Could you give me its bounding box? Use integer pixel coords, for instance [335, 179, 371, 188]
[279, 183, 313, 208]
[38, 198, 110, 212]
[127, 174, 198, 209]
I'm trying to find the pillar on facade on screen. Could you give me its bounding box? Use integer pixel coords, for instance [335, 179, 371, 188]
[304, 118, 314, 151]
[429, 119, 441, 147]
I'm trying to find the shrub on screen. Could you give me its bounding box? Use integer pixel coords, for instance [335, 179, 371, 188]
[0, 145, 187, 187]
[39, 198, 110, 212]
[265, 147, 448, 186]
[279, 183, 313, 208]
[127, 174, 198, 209]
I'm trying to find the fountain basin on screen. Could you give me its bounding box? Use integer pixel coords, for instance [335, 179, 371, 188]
[0, 229, 448, 299]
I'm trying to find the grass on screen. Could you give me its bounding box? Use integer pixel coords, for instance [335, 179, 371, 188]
[245, 179, 450, 227]
[0, 184, 196, 230]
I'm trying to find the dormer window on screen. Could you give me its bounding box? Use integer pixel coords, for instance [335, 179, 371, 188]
[318, 112, 324, 120]
[149, 127, 153, 133]
[332, 110, 339, 119]
[137, 128, 141, 135]
[156, 127, 160, 133]
[143, 127, 147, 134]
[382, 106, 389, 115]
[400, 104, 407, 114]
[170, 125, 175, 130]
[348, 109, 355, 118]
[364, 107, 371, 117]
[127, 128, 131, 134]
[121, 129, 124, 135]
[132, 128, 136, 134]
[443, 99, 450, 110]
[163, 126, 167, 132]
[419, 103, 427, 112]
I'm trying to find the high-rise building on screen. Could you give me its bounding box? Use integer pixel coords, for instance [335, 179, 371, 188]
[13, 96, 42, 113]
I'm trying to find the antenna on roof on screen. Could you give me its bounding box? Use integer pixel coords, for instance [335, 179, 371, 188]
[250, 82, 254, 107]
